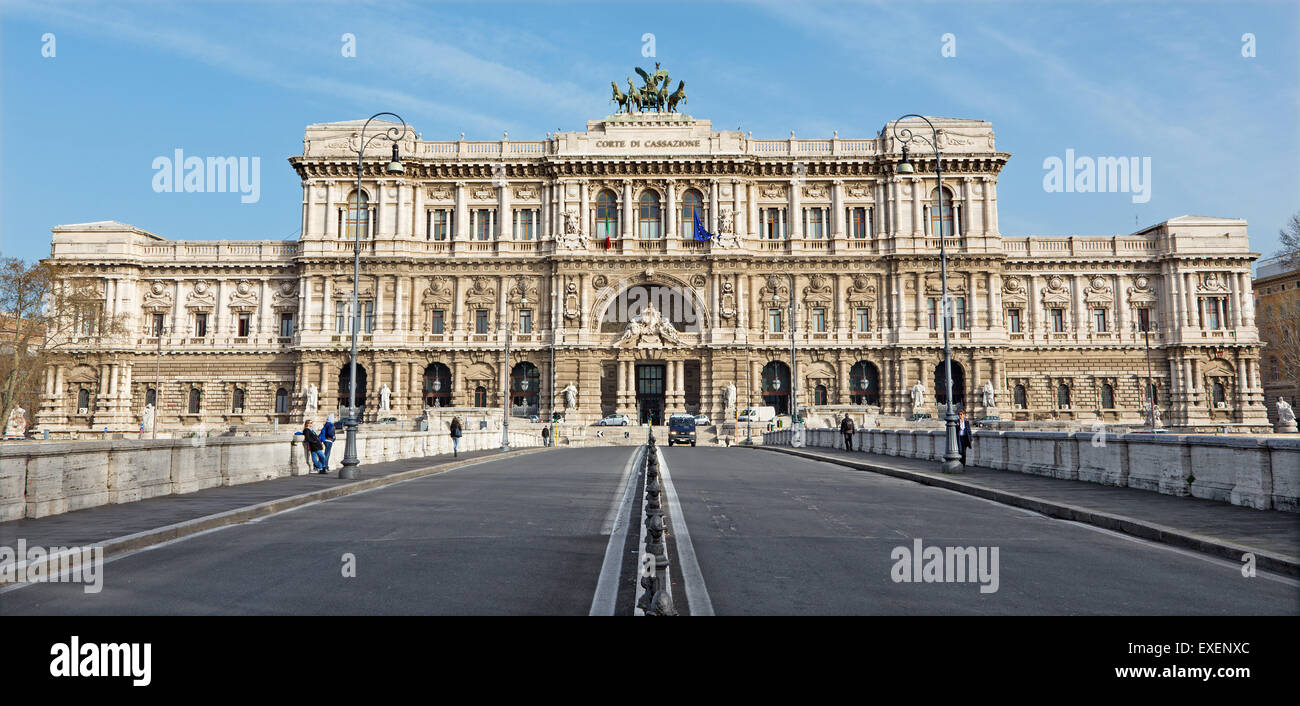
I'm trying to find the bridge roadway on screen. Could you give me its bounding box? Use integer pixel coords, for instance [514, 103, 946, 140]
[1, 447, 1295, 615]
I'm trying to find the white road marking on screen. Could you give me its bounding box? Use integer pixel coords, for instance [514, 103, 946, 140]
[589, 447, 643, 616]
[657, 447, 715, 616]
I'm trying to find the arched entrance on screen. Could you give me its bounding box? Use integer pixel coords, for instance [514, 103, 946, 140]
[422, 362, 452, 407]
[511, 362, 540, 416]
[933, 360, 965, 409]
[338, 363, 368, 415]
[761, 361, 791, 415]
[849, 361, 880, 406]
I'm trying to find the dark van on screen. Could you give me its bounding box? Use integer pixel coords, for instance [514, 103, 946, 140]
[667, 414, 697, 447]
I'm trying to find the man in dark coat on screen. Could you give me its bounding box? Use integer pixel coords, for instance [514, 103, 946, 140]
[302, 420, 326, 473]
[840, 413, 856, 451]
[956, 409, 973, 466]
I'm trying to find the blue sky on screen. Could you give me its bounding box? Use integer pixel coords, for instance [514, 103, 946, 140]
[2, 0, 1297, 265]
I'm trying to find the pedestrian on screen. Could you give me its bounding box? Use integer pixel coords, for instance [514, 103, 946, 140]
[541, 425, 550, 447]
[840, 413, 857, 451]
[321, 413, 336, 470]
[303, 420, 326, 473]
[956, 408, 973, 466]
[449, 416, 463, 457]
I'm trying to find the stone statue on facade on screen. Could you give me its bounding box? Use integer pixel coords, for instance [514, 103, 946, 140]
[724, 381, 737, 414]
[305, 383, 319, 415]
[558, 208, 588, 250]
[4, 406, 27, 438]
[616, 303, 682, 347]
[1277, 397, 1298, 433]
[910, 380, 927, 413]
[562, 382, 578, 410]
[379, 384, 391, 412]
[714, 207, 740, 249]
[142, 403, 155, 433]
[981, 380, 996, 409]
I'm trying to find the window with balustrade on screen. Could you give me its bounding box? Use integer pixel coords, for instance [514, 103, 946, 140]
[1200, 296, 1226, 330]
[679, 189, 704, 237]
[850, 207, 872, 238]
[513, 209, 538, 240]
[812, 308, 826, 332]
[596, 190, 618, 240]
[927, 186, 956, 237]
[471, 209, 496, 240]
[803, 207, 827, 238]
[638, 191, 662, 239]
[761, 207, 786, 239]
[345, 191, 371, 239]
[427, 209, 452, 241]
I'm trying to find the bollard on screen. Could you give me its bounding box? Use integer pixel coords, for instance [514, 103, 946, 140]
[647, 583, 677, 616]
[636, 552, 658, 613]
[645, 513, 668, 568]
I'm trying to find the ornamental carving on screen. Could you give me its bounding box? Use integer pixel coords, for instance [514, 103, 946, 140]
[142, 281, 173, 311]
[1003, 276, 1025, 295]
[847, 183, 872, 198]
[760, 185, 786, 199]
[803, 184, 828, 199]
[1197, 272, 1229, 293]
[514, 186, 538, 200]
[228, 280, 259, 311]
[593, 275, 608, 289]
[186, 281, 215, 309]
[558, 207, 588, 250]
[427, 187, 452, 200]
[465, 276, 496, 306]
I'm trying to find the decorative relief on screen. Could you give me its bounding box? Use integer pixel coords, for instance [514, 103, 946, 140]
[719, 280, 737, 321]
[593, 274, 608, 289]
[228, 280, 259, 311]
[142, 281, 173, 311]
[760, 185, 786, 199]
[802, 184, 828, 199]
[1197, 272, 1229, 293]
[471, 186, 495, 200]
[186, 281, 215, 310]
[558, 207, 588, 250]
[514, 186, 538, 200]
[427, 187, 452, 200]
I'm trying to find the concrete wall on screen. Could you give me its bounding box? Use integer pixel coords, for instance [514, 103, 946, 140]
[0, 429, 541, 521]
[764, 427, 1300, 512]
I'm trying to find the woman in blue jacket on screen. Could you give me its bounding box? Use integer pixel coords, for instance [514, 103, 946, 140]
[321, 413, 337, 470]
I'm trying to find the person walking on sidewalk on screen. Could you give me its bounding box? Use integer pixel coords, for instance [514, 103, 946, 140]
[840, 413, 857, 451]
[957, 409, 973, 466]
[449, 416, 463, 457]
[541, 425, 550, 447]
[303, 420, 326, 473]
[320, 413, 337, 471]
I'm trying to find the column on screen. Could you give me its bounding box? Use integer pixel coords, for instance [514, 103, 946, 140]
[454, 182, 468, 240]
[1231, 272, 1244, 328]
[1183, 272, 1196, 327]
[324, 183, 337, 238]
[412, 182, 424, 239]
[666, 181, 677, 239]
[747, 182, 759, 238]
[985, 272, 996, 329]
[622, 182, 633, 239]
[709, 180, 720, 234]
[397, 181, 411, 238]
[789, 177, 802, 239]
[910, 178, 923, 236]
[214, 281, 225, 334]
[320, 277, 332, 332]
[172, 280, 184, 335]
[541, 183, 551, 239]
[913, 272, 923, 329]
[830, 180, 843, 237]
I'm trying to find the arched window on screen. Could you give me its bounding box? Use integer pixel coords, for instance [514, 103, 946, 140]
[474, 386, 488, 407]
[933, 360, 965, 406]
[849, 361, 880, 406]
[346, 190, 371, 239]
[145, 387, 157, 407]
[760, 361, 791, 415]
[1057, 384, 1071, 409]
[638, 191, 662, 239]
[1013, 385, 1027, 409]
[188, 388, 202, 414]
[928, 187, 955, 237]
[679, 189, 704, 237]
[814, 384, 828, 406]
[1212, 382, 1226, 406]
[275, 387, 289, 414]
[77, 388, 90, 411]
[1101, 384, 1115, 409]
[596, 190, 618, 240]
[232, 387, 245, 412]
[422, 363, 452, 407]
[511, 362, 540, 414]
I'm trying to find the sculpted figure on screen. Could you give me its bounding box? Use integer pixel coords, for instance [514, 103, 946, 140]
[379, 384, 391, 412]
[4, 406, 27, 437]
[305, 383, 319, 414]
[142, 403, 155, 432]
[982, 380, 996, 409]
[724, 381, 737, 410]
[910, 380, 927, 412]
[563, 382, 578, 410]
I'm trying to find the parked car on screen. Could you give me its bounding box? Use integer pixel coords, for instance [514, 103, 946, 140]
[375, 416, 399, 426]
[737, 406, 777, 423]
[667, 413, 697, 447]
[597, 414, 630, 426]
[694, 414, 711, 426]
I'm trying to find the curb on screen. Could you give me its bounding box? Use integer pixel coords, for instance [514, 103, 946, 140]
[751, 445, 1300, 577]
[1, 446, 549, 585]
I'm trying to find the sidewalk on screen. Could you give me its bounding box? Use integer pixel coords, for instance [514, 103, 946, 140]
[753, 444, 1300, 576]
[0, 446, 545, 561]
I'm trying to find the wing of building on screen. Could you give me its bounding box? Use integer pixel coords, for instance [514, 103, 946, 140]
[35, 111, 1271, 435]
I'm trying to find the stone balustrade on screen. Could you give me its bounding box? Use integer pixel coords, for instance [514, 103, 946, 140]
[0, 429, 541, 521]
[763, 427, 1299, 512]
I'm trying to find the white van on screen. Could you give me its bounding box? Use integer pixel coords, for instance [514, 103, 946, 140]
[737, 406, 776, 422]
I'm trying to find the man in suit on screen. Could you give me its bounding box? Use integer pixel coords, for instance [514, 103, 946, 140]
[956, 408, 973, 466]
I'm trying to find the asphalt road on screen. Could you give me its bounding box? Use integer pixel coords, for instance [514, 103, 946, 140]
[3, 446, 1296, 615]
[659, 447, 1299, 615]
[0, 447, 638, 616]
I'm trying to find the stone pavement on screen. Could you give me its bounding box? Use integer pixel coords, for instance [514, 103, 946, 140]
[0, 447, 541, 554]
[754, 444, 1300, 575]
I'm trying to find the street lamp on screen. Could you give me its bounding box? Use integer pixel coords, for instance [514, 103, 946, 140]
[1133, 314, 1158, 428]
[894, 114, 962, 473]
[502, 295, 526, 450]
[340, 112, 408, 479]
[773, 273, 800, 444]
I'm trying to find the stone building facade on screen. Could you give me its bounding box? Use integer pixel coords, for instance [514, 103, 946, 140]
[35, 112, 1272, 435]
[1253, 255, 1300, 426]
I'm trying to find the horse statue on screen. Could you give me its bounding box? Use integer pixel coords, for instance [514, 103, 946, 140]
[667, 80, 686, 113]
[626, 77, 641, 112]
[610, 81, 629, 113]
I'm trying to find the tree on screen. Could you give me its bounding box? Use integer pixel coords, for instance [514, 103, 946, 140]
[0, 257, 127, 431]
[1258, 294, 1300, 391]
[1280, 211, 1300, 269]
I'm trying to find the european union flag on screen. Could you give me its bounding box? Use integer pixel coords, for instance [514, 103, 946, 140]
[693, 211, 713, 242]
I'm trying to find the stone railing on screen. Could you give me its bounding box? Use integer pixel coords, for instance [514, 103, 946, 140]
[763, 427, 1299, 512]
[0, 429, 541, 521]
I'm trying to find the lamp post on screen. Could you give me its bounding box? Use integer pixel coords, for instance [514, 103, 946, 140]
[502, 295, 526, 450]
[550, 286, 557, 446]
[1135, 315, 1157, 428]
[895, 114, 962, 473]
[340, 113, 408, 479]
[152, 325, 166, 440]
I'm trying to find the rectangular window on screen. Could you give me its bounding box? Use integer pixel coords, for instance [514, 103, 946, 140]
[763, 208, 785, 240]
[1093, 308, 1108, 332]
[152, 313, 165, 336]
[955, 297, 967, 330]
[476, 309, 489, 334]
[431, 309, 445, 334]
[363, 301, 375, 333]
[513, 210, 537, 241]
[1051, 308, 1065, 333]
[1204, 297, 1224, 330]
[237, 313, 251, 337]
[812, 308, 826, 332]
[335, 302, 346, 333]
[520, 309, 533, 334]
[804, 208, 825, 238]
[195, 312, 208, 337]
[428, 209, 450, 241]
[769, 308, 783, 333]
[279, 313, 294, 337]
[1136, 307, 1150, 332]
[1008, 308, 1022, 333]
[927, 298, 938, 330]
[850, 207, 868, 238]
[856, 307, 870, 331]
[473, 209, 495, 240]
